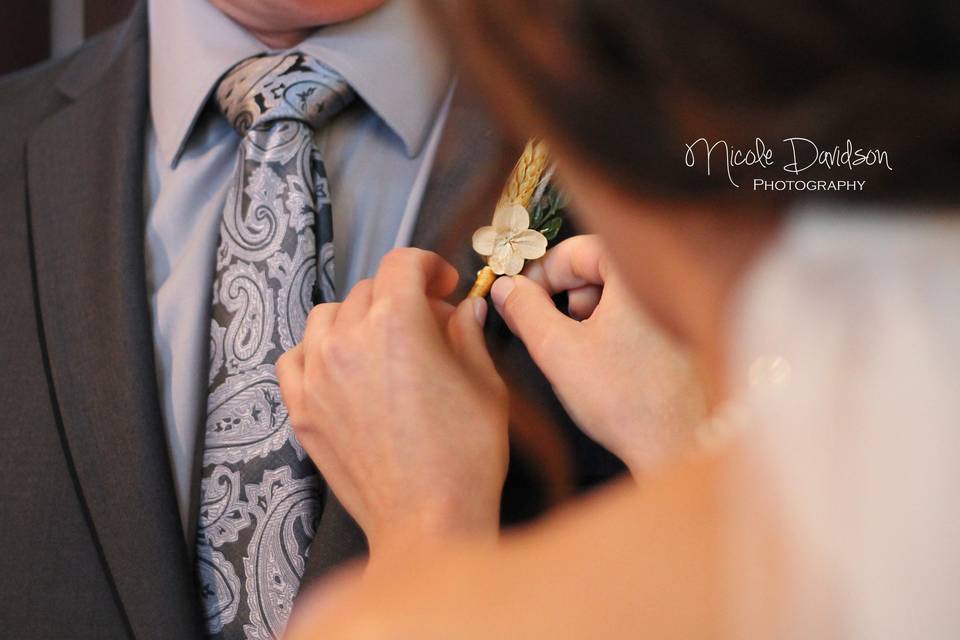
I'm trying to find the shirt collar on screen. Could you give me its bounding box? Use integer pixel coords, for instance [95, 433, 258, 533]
[148, 0, 451, 167]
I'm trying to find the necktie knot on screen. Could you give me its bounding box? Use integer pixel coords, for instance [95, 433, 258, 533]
[216, 52, 355, 136]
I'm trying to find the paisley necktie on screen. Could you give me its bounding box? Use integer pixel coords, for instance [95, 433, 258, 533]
[196, 52, 354, 639]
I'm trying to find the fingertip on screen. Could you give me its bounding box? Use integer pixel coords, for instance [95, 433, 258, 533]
[490, 276, 516, 313]
[436, 260, 461, 299]
[567, 284, 603, 321]
[471, 297, 488, 326]
[454, 297, 487, 332]
[522, 260, 546, 285]
[374, 248, 459, 300]
[448, 298, 492, 371]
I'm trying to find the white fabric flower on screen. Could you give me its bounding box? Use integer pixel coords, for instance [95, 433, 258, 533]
[472, 203, 548, 275]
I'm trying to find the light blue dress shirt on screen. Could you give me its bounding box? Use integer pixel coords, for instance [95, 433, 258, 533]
[143, 0, 453, 531]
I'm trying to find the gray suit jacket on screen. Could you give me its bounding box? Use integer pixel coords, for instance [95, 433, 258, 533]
[0, 4, 621, 638]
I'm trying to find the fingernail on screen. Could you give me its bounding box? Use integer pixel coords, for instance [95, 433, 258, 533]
[490, 276, 516, 312]
[472, 297, 488, 325]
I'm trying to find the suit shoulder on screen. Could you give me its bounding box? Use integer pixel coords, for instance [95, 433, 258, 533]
[0, 59, 65, 128]
[0, 25, 128, 136]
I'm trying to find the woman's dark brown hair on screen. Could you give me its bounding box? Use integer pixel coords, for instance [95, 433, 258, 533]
[423, 0, 960, 505]
[426, 0, 960, 203]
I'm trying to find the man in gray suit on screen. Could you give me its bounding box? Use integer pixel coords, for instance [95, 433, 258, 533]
[0, 1, 620, 637]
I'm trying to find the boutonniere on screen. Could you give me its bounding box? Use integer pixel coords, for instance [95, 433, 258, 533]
[468, 139, 566, 298]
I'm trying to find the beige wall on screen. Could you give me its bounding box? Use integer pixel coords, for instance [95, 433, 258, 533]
[51, 0, 86, 57]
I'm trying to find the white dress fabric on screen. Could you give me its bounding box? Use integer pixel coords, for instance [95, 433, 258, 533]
[728, 205, 960, 638]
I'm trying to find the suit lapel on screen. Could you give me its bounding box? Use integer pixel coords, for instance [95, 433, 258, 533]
[26, 5, 203, 638]
[410, 86, 510, 296]
[302, 88, 509, 584]
[412, 91, 583, 507]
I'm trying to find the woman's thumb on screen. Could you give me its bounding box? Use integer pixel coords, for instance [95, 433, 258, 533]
[490, 276, 576, 368]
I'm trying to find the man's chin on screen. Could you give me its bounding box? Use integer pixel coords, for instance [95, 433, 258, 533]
[301, 0, 390, 25]
[209, 0, 389, 40]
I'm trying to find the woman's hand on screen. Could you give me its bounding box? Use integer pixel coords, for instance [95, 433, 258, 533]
[491, 235, 707, 475]
[277, 249, 509, 559]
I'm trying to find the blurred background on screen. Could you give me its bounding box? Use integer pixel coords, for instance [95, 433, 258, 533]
[0, 0, 134, 76]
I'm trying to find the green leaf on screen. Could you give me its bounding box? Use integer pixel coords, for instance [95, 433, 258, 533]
[534, 189, 559, 221]
[528, 182, 567, 244]
[553, 189, 569, 211]
[529, 193, 550, 228]
[539, 216, 563, 241]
